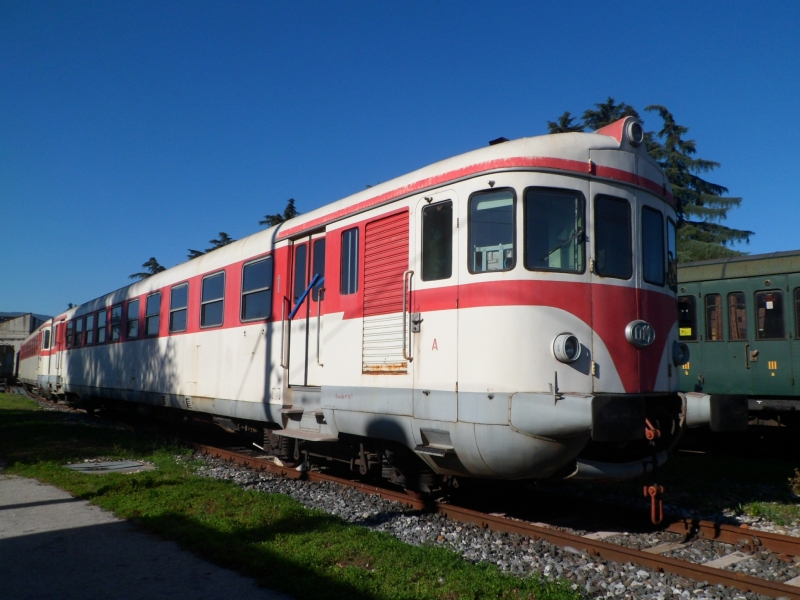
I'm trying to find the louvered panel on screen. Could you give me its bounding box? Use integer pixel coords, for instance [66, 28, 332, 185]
[362, 211, 409, 373]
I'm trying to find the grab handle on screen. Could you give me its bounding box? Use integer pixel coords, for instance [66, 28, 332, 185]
[316, 288, 325, 366]
[402, 270, 414, 362]
[280, 296, 290, 368]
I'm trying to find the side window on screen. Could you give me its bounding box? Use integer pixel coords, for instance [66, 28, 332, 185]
[43, 328, 51, 350]
[667, 218, 677, 291]
[110, 304, 122, 341]
[755, 290, 785, 339]
[169, 284, 188, 333]
[678, 296, 697, 341]
[127, 299, 140, 339]
[85, 314, 95, 345]
[75, 318, 84, 347]
[795, 288, 800, 339]
[97, 310, 107, 344]
[66, 321, 74, 348]
[727, 293, 747, 340]
[293, 244, 308, 302]
[422, 200, 453, 281]
[469, 189, 515, 273]
[340, 227, 359, 295]
[641, 206, 665, 286]
[705, 294, 723, 341]
[524, 188, 584, 273]
[146, 293, 161, 336]
[312, 239, 326, 300]
[594, 195, 631, 279]
[241, 256, 273, 321]
[201, 272, 225, 327]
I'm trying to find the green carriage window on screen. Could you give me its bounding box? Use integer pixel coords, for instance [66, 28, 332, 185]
[678, 296, 697, 341]
[705, 294, 723, 341]
[755, 290, 785, 339]
[727, 293, 747, 340]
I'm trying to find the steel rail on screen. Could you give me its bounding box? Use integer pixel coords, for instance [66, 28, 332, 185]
[195, 443, 800, 599]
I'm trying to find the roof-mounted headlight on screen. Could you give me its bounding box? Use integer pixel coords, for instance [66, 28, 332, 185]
[625, 120, 644, 147]
[553, 333, 581, 363]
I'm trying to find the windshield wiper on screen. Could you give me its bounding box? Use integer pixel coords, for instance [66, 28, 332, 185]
[540, 228, 584, 262]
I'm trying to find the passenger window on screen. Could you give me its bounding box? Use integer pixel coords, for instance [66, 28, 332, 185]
[705, 294, 723, 341]
[169, 284, 188, 333]
[241, 256, 273, 321]
[340, 228, 359, 295]
[75, 318, 84, 347]
[85, 314, 95, 345]
[755, 290, 785, 339]
[667, 219, 677, 291]
[422, 201, 453, 281]
[97, 310, 107, 344]
[469, 189, 515, 273]
[795, 289, 800, 338]
[43, 328, 51, 350]
[727, 293, 747, 340]
[66, 321, 75, 348]
[127, 299, 139, 339]
[641, 206, 665, 286]
[594, 195, 631, 279]
[293, 244, 307, 302]
[201, 272, 225, 327]
[524, 188, 584, 273]
[312, 239, 326, 300]
[146, 293, 161, 336]
[110, 304, 122, 341]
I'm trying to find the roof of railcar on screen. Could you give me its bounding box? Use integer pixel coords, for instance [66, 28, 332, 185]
[59, 120, 667, 320]
[678, 250, 800, 283]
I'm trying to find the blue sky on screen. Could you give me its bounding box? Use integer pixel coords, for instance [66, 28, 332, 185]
[2, 1, 799, 317]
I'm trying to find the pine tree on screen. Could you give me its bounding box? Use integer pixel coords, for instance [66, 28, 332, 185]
[206, 232, 235, 252]
[582, 97, 640, 130]
[187, 249, 205, 260]
[645, 105, 752, 262]
[260, 198, 300, 227]
[547, 111, 584, 134]
[129, 257, 166, 280]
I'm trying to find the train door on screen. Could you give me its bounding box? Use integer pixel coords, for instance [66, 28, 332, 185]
[789, 275, 800, 396]
[54, 319, 65, 384]
[748, 277, 793, 396]
[589, 182, 638, 393]
[412, 193, 458, 422]
[288, 232, 326, 387]
[698, 282, 752, 395]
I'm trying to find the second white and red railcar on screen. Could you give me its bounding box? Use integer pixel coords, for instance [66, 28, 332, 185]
[19, 117, 724, 485]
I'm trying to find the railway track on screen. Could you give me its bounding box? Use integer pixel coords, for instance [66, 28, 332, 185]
[196, 443, 800, 600]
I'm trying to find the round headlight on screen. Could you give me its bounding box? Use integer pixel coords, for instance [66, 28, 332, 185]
[553, 333, 581, 363]
[672, 341, 690, 366]
[626, 120, 644, 147]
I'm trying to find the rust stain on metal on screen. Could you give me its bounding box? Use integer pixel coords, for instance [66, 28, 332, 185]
[362, 362, 408, 374]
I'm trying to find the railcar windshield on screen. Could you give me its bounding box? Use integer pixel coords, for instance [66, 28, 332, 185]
[524, 188, 584, 273]
[469, 189, 515, 273]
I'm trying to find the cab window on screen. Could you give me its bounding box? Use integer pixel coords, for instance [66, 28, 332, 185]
[524, 188, 584, 273]
[469, 189, 515, 273]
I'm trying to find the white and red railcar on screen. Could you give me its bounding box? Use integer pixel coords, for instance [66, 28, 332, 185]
[18, 118, 735, 488]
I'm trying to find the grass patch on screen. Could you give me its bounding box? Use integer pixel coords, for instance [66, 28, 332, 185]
[739, 501, 800, 526]
[0, 393, 582, 600]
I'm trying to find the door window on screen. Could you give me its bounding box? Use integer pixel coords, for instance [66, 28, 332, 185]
[594, 195, 631, 279]
[727, 293, 747, 340]
[422, 200, 453, 281]
[340, 228, 359, 295]
[293, 244, 307, 302]
[755, 290, 785, 339]
[312, 239, 326, 300]
[641, 206, 665, 286]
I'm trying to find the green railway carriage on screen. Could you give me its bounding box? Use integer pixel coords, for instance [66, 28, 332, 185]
[678, 250, 800, 423]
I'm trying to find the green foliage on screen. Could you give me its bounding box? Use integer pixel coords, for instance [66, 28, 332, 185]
[739, 501, 800, 526]
[0, 394, 583, 600]
[545, 100, 752, 263]
[129, 257, 167, 280]
[261, 198, 300, 227]
[206, 232, 235, 252]
[791, 469, 800, 496]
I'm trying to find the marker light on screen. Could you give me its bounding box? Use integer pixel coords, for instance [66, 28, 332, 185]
[672, 341, 690, 366]
[626, 120, 644, 147]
